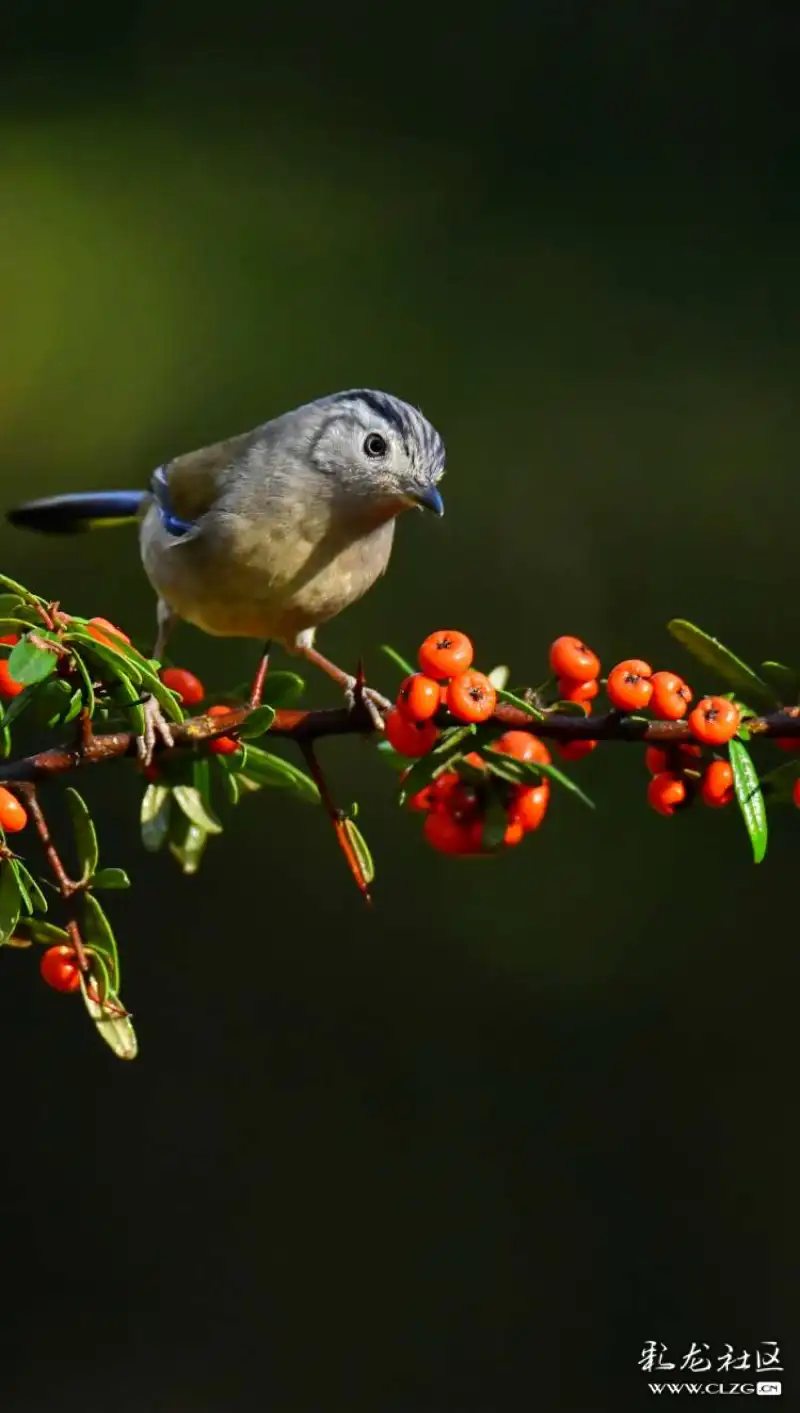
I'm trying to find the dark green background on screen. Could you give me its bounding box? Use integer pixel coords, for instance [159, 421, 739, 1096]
[1, 6, 797, 1410]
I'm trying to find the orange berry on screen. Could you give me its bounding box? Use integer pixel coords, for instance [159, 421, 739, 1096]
[556, 739, 597, 761]
[557, 676, 599, 703]
[700, 759, 735, 808]
[446, 670, 497, 724]
[418, 630, 473, 681]
[87, 616, 131, 650]
[644, 743, 701, 774]
[0, 633, 19, 645]
[490, 730, 551, 766]
[509, 781, 550, 832]
[0, 786, 27, 833]
[384, 708, 439, 757]
[549, 636, 600, 682]
[793, 779, 800, 809]
[40, 945, 81, 993]
[650, 671, 692, 721]
[423, 810, 483, 855]
[160, 666, 205, 706]
[396, 672, 441, 723]
[0, 658, 25, 699]
[405, 769, 459, 812]
[206, 703, 240, 756]
[607, 659, 653, 711]
[688, 696, 740, 745]
[647, 771, 687, 816]
[502, 819, 526, 847]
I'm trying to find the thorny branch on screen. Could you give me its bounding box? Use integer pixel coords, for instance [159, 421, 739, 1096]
[16, 784, 89, 971]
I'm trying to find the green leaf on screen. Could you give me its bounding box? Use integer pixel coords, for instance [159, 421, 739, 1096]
[14, 860, 48, 913]
[92, 867, 131, 890]
[0, 860, 23, 943]
[12, 917, 70, 945]
[343, 818, 375, 885]
[238, 704, 277, 739]
[173, 784, 223, 834]
[240, 746, 320, 802]
[729, 738, 768, 864]
[481, 795, 510, 851]
[82, 891, 120, 987]
[69, 647, 96, 717]
[0, 572, 41, 599]
[0, 681, 39, 728]
[486, 665, 510, 691]
[484, 749, 596, 809]
[380, 643, 415, 676]
[169, 815, 209, 875]
[495, 686, 546, 720]
[111, 670, 146, 736]
[0, 593, 26, 616]
[66, 787, 100, 880]
[396, 724, 479, 805]
[34, 677, 74, 728]
[667, 620, 776, 709]
[80, 974, 138, 1060]
[11, 860, 32, 914]
[140, 782, 172, 852]
[7, 636, 59, 685]
[65, 628, 143, 685]
[760, 661, 800, 702]
[261, 671, 306, 707]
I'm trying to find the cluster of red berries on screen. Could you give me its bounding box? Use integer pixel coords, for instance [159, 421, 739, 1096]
[383, 630, 496, 757]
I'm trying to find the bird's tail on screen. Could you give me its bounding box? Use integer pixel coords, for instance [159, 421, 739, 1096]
[6, 490, 146, 535]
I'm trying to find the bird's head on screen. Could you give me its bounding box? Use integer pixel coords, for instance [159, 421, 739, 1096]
[302, 389, 445, 517]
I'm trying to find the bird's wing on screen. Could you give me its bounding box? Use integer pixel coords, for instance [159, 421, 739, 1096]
[151, 429, 256, 533]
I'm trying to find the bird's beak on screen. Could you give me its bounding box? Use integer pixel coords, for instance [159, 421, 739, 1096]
[408, 484, 445, 516]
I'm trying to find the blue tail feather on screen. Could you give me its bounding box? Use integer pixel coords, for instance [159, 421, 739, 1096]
[6, 490, 146, 534]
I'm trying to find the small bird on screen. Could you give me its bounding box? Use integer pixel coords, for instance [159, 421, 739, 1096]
[7, 388, 446, 757]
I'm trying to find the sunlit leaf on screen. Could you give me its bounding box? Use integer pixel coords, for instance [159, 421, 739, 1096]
[484, 748, 595, 809]
[12, 917, 70, 946]
[238, 704, 277, 739]
[66, 786, 100, 880]
[92, 867, 131, 890]
[140, 782, 172, 852]
[173, 784, 223, 834]
[397, 724, 479, 804]
[667, 619, 776, 708]
[80, 974, 138, 1060]
[82, 891, 120, 987]
[169, 815, 209, 875]
[343, 818, 375, 885]
[0, 859, 23, 944]
[487, 665, 510, 691]
[7, 636, 59, 685]
[14, 860, 48, 913]
[380, 644, 415, 676]
[240, 746, 320, 802]
[729, 738, 768, 864]
[262, 672, 306, 707]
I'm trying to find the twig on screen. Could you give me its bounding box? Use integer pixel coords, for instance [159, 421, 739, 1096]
[16, 784, 89, 970]
[299, 741, 372, 903]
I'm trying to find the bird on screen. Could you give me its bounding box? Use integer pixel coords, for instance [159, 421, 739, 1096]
[6, 388, 446, 759]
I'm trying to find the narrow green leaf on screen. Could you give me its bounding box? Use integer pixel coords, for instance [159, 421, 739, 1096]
[219, 769, 242, 804]
[0, 572, 41, 599]
[729, 738, 768, 863]
[66, 787, 100, 880]
[92, 867, 131, 890]
[494, 685, 546, 721]
[173, 784, 223, 834]
[484, 749, 595, 809]
[169, 815, 209, 875]
[70, 647, 96, 717]
[262, 671, 306, 707]
[0, 594, 26, 616]
[140, 782, 172, 852]
[11, 859, 32, 914]
[80, 974, 138, 1060]
[62, 687, 85, 725]
[667, 619, 776, 709]
[487, 665, 510, 691]
[241, 746, 320, 802]
[0, 616, 41, 635]
[7, 637, 59, 685]
[380, 643, 415, 676]
[481, 795, 510, 851]
[397, 724, 479, 805]
[112, 670, 146, 736]
[760, 661, 800, 702]
[13, 917, 69, 945]
[82, 891, 120, 987]
[343, 818, 375, 884]
[14, 861, 48, 913]
[0, 860, 23, 943]
[65, 628, 143, 685]
[238, 704, 276, 739]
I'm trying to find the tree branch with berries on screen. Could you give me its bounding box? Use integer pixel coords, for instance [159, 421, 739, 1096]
[3, 568, 800, 1059]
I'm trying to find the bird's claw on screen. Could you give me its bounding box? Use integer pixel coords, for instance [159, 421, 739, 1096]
[343, 677, 392, 730]
[137, 694, 176, 767]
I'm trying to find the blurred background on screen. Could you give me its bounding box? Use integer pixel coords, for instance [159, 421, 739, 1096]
[1, 5, 798, 1410]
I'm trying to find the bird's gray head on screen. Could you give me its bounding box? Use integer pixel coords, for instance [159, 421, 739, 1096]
[300, 389, 445, 517]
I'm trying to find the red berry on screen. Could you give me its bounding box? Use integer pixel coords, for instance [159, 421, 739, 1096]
[87, 617, 131, 650]
[0, 786, 27, 833]
[396, 672, 441, 722]
[423, 810, 483, 855]
[650, 671, 692, 721]
[607, 659, 653, 711]
[688, 696, 740, 745]
[775, 736, 800, 752]
[502, 819, 526, 847]
[557, 676, 599, 703]
[384, 708, 439, 757]
[490, 730, 551, 766]
[207, 703, 241, 756]
[644, 744, 701, 775]
[700, 759, 735, 808]
[405, 769, 458, 812]
[160, 666, 205, 706]
[647, 771, 687, 816]
[40, 945, 81, 993]
[549, 636, 600, 682]
[418, 630, 473, 680]
[0, 658, 25, 700]
[446, 670, 497, 724]
[793, 779, 800, 809]
[0, 633, 19, 645]
[509, 781, 550, 832]
[556, 739, 597, 761]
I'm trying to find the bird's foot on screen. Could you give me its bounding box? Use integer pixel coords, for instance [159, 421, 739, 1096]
[343, 677, 392, 730]
[137, 694, 176, 767]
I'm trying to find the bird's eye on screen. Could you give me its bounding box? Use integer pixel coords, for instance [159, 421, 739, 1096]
[363, 432, 388, 458]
